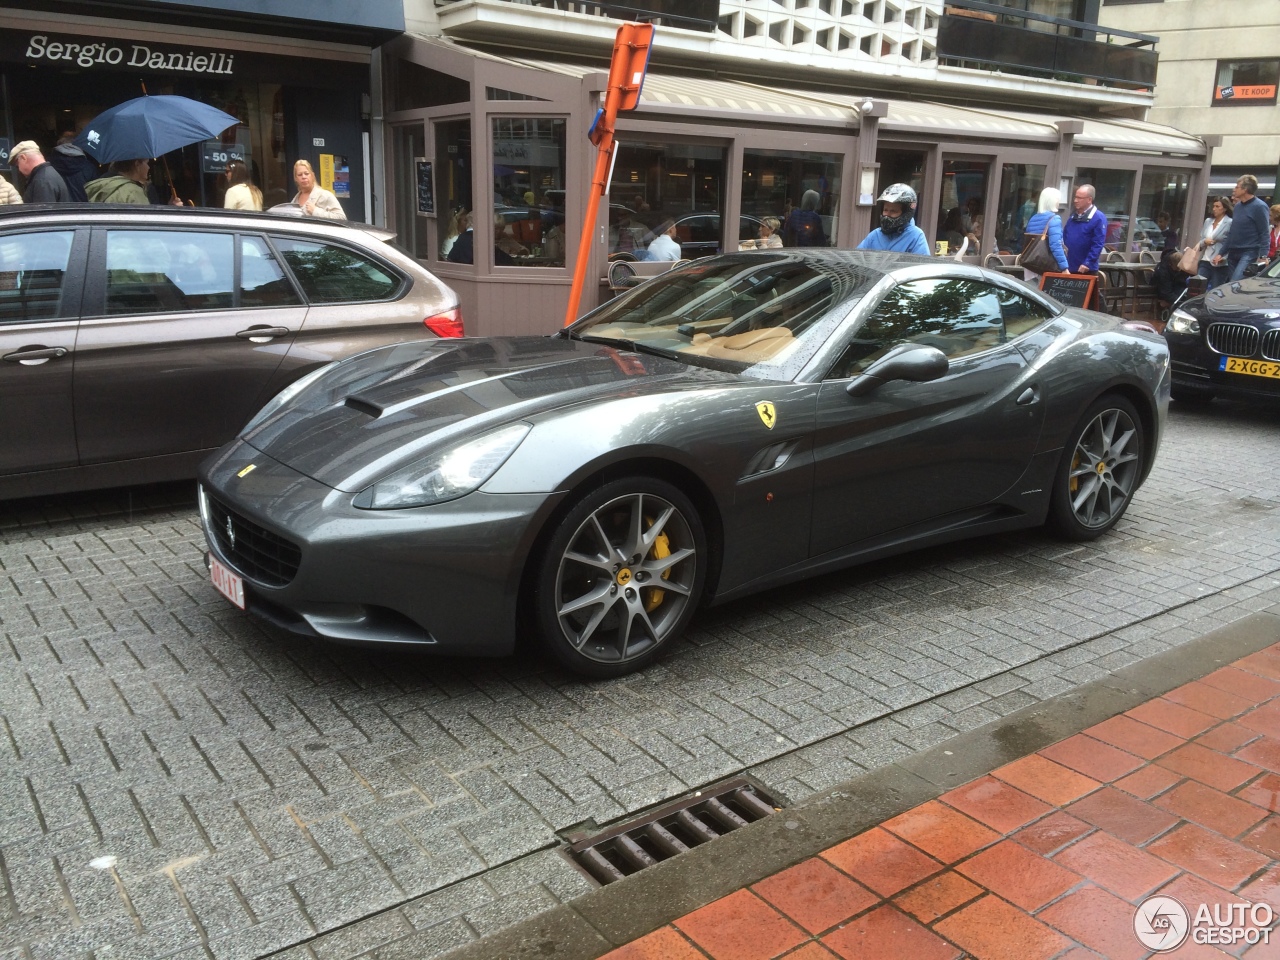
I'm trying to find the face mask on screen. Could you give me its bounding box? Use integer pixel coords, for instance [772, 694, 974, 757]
[881, 210, 912, 236]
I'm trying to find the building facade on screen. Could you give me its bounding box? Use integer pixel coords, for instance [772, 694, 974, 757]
[1100, 0, 1279, 207]
[386, 0, 1212, 333]
[0, 0, 403, 219]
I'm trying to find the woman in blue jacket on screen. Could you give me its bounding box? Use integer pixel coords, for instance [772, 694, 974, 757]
[1022, 187, 1068, 279]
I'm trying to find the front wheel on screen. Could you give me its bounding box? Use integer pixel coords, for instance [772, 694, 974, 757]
[534, 477, 706, 678]
[1048, 395, 1145, 541]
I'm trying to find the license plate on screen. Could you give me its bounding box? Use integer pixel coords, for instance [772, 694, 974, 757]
[209, 554, 245, 610]
[1220, 356, 1280, 379]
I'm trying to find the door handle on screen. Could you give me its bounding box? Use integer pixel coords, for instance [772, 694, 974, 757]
[1016, 385, 1039, 406]
[236, 326, 291, 342]
[3, 345, 69, 365]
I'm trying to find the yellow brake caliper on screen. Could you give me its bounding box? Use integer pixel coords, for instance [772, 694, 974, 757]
[645, 518, 672, 612]
[1070, 451, 1081, 494]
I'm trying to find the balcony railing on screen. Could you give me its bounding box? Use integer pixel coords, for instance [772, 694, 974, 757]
[434, 0, 719, 33]
[938, 0, 1157, 89]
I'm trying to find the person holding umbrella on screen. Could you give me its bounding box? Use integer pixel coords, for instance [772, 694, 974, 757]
[86, 159, 181, 205]
[292, 160, 345, 219]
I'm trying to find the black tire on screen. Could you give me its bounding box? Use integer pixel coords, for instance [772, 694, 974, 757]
[534, 477, 706, 678]
[1171, 383, 1215, 404]
[1048, 394, 1145, 542]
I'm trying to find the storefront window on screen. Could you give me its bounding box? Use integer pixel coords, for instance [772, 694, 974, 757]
[1213, 60, 1279, 106]
[1137, 170, 1190, 250]
[435, 119, 473, 262]
[996, 163, 1046, 254]
[875, 147, 927, 232]
[739, 149, 841, 250]
[936, 158, 989, 256]
[609, 141, 727, 260]
[1075, 168, 1135, 251]
[491, 117, 567, 268]
[393, 125, 430, 261]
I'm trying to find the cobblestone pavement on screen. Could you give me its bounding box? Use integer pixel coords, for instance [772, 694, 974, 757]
[1, 401, 1279, 960]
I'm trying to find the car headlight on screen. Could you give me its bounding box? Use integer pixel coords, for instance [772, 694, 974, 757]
[1167, 309, 1200, 335]
[241, 363, 335, 435]
[354, 423, 532, 510]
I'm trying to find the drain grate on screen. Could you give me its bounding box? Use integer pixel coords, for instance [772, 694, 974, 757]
[562, 777, 783, 886]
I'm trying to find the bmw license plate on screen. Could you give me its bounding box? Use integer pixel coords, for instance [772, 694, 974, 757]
[209, 554, 245, 610]
[1220, 356, 1280, 379]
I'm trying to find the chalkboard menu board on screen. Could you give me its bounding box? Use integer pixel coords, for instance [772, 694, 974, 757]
[1040, 271, 1097, 308]
[416, 160, 434, 216]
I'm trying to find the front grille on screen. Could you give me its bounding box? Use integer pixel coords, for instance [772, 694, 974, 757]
[563, 778, 781, 886]
[1262, 329, 1280, 361]
[206, 495, 301, 587]
[1206, 322, 1260, 358]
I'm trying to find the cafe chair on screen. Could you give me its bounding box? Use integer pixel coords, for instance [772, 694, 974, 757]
[608, 251, 639, 262]
[983, 253, 1004, 269]
[1106, 250, 1125, 263]
[1139, 249, 1158, 264]
[608, 260, 642, 292]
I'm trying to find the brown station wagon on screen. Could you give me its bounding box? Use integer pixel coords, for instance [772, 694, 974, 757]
[0, 205, 460, 500]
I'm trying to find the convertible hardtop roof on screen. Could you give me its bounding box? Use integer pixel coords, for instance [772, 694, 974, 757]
[0, 203, 397, 242]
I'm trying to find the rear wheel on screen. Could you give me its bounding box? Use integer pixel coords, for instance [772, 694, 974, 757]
[535, 477, 706, 678]
[1049, 395, 1145, 541]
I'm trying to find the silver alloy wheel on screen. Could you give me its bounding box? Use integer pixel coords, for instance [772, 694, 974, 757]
[1068, 407, 1141, 529]
[554, 492, 697, 664]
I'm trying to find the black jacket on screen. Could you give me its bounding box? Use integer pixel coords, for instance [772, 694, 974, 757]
[23, 162, 71, 204]
[49, 145, 100, 203]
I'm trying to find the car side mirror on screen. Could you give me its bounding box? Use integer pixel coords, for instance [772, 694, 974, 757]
[846, 344, 949, 397]
[1186, 275, 1208, 296]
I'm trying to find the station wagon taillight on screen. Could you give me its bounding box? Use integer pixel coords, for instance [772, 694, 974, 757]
[424, 308, 464, 338]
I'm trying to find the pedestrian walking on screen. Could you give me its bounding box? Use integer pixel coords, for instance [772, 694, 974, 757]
[1224, 175, 1269, 282]
[1063, 183, 1107, 275]
[85, 159, 153, 204]
[222, 160, 262, 211]
[9, 141, 71, 203]
[1197, 196, 1232, 289]
[0, 173, 21, 205]
[292, 160, 345, 219]
[1019, 186, 1069, 280]
[48, 131, 100, 202]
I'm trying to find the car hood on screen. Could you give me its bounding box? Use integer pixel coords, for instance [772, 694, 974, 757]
[1199, 275, 1280, 320]
[242, 336, 734, 491]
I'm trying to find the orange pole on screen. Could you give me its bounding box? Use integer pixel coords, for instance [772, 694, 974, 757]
[564, 23, 653, 328]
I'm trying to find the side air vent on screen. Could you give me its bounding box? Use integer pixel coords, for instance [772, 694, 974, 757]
[562, 778, 782, 886]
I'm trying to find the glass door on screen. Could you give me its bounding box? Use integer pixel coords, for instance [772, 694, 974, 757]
[392, 123, 430, 260]
[936, 158, 991, 257]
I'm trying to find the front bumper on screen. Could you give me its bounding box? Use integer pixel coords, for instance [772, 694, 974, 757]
[198, 440, 561, 657]
[1166, 334, 1280, 401]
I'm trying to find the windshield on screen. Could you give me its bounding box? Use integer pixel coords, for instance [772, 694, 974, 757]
[572, 253, 880, 380]
[1263, 257, 1280, 279]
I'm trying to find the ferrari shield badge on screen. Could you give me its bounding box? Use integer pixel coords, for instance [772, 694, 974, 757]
[755, 401, 777, 430]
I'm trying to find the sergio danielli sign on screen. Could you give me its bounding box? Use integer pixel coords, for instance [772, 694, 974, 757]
[22, 34, 236, 75]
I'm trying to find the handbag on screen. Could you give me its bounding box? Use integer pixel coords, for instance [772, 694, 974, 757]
[1177, 244, 1200, 275]
[1017, 222, 1059, 275]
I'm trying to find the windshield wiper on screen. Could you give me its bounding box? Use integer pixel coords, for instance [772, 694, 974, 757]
[565, 332, 679, 360]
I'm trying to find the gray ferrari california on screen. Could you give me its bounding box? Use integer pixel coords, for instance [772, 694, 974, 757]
[199, 251, 1169, 677]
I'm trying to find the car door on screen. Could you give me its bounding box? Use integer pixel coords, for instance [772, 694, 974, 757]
[0, 227, 85, 476]
[809, 276, 1048, 557]
[73, 227, 304, 464]
[259, 234, 428, 401]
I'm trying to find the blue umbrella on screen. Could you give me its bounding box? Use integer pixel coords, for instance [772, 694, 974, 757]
[75, 95, 239, 163]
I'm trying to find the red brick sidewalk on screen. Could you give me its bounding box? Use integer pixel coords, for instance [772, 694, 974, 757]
[602, 643, 1280, 960]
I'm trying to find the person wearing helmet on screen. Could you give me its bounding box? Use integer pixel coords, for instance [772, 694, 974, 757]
[857, 183, 930, 255]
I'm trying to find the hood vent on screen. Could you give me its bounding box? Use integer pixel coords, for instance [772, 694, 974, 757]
[562, 778, 782, 886]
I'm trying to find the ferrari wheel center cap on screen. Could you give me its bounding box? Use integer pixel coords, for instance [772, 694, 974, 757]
[1096, 462, 1107, 476]
[616, 567, 633, 586]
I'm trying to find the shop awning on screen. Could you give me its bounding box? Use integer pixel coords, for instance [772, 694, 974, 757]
[1071, 117, 1206, 155]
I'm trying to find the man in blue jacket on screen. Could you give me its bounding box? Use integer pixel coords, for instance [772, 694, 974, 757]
[1063, 184, 1107, 274]
[857, 183, 931, 255]
[1224, 175, 1270, 282]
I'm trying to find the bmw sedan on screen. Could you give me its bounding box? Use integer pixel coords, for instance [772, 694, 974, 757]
[200, 251, 1169, 677]
[1165, 258, 1280, 403]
